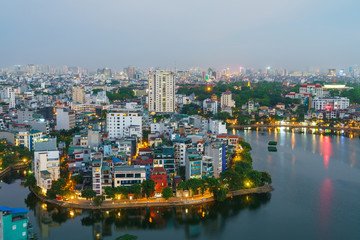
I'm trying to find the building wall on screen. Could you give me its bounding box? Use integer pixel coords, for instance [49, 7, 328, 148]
[148, 70, 175, 113]
[106, 112, 142, 139]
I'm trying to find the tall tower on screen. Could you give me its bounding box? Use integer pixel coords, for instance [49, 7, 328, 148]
[148, 70, 175, 113]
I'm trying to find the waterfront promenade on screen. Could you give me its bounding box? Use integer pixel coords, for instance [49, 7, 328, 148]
[31, 185, 274, 209]
[230, 124, 360, 132]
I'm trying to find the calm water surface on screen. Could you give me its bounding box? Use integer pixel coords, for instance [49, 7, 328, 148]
[1, 130, 359, 240]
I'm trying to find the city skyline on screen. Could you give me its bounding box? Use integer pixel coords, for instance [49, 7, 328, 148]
[1, 0, 360, 70]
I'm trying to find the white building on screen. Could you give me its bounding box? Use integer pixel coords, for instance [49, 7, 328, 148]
[173, 138, 192, 166]
[148, 70, 175, 113]
[220, 89, 235, 108]
[300, 84, 323, 97]
[33, 138, 60, 191]
[312, 97, 350, 111]
[16, 130, 43, 152]
[203, 99, 218, 115]
[205, 142, 224, 178]
[56, 108, 75, 130]
[209, 119, 227, 135]
[113, 165, 146, 187]
[106, 111, 142, 139]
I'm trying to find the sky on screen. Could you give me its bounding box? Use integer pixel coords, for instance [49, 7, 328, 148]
[1, 0, 360, 71]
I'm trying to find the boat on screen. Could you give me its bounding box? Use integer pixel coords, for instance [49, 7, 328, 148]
[268, 141, 277, 146]
[268, 146, 277, 152]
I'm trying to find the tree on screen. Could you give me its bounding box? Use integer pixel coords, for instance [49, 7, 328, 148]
[199, 179, 208, 197]
[93, 195, 105, 206]
[115, 186, 129, 199]
[239, 141, 252, 151]
[214, 112, 231, 121]
[234, 161, 253, 175]
[49, 178, 68, 197]
[104, 187, 116, 199]
[71, 174, 84, 185]
[205, 177, 220, 195]
[213, 186, 228, 202]
[186, 178, 201, 196]
[180, 103, 201, 115]
[220, 168, 243, 190]
[24, 173, 36, 188]
[129, 183, 142, 199]
[179, 166, 186, 181]
[260, 171, 272, 185]
[162, 187, 173, 200]
[248, 170, 262, 187]
[141, 180, 156, 199]
[81, 189, 97, 200]
[114, 234, 138, 240]
[176, 181, 187, 196]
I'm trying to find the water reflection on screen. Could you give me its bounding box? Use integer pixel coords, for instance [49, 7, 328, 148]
[318, 178, 334, 239]
[24, 192, 271, 239]
[321, 136, 333, 169]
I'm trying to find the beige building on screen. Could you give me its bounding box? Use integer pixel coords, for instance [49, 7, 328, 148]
[72, 86, 85, 104]
[148, 70, 175, 113]
[220, 89, 235, 108]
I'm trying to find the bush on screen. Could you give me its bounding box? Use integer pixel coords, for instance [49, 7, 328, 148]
[93, 195, 105, 206]
[162, 187, 173, 200]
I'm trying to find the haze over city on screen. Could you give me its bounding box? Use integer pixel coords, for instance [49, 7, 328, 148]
[1, 0, 360, 71]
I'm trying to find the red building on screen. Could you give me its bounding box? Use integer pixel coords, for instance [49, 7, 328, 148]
[150, 167, 167, 196]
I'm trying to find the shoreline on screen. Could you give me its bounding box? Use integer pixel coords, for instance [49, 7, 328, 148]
[30, 185, 274, 210]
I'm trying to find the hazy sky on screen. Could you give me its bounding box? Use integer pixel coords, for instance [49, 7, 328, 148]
[1, 0, 359, 71]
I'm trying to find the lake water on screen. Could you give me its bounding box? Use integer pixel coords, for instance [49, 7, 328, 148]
[1, 130, 359, 240]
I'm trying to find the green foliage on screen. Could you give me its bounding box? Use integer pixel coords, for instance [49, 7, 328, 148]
[93, 195, 105, 206]
[115, 186, 129, 199]
[260, 171, 272, 185]
[141, 180, 156, 199]
[106, 88, 135, 102]
[48, 178, 68, 198]
[81, 189, 97, 200]
[176, 181, 187, 191]
[114, 234, 138, 240]
[239, 152, 253, 163]
[234, 161, 253, 175]
[92, 89, 103, 94]
[213, 186, 228, 202]
[214, 112, 231, 121]
[180, 103, 201, 115]
[129, 183, 142, 199]
[205, 177, 220, 195]
[142, 130, 150, 143]
[24, 173, 36, 188]
[104, 187, 116, 199]
[248, 170, 262, 187]
[220, 168, 244, 190]
[161, 187, 173, 200]
[71, 174, 84, 185]
[179, 166, 185, 181]
[341, 86, 360, 104]
[199, 179, 208, 196]
[239, 141, 252, 151]
[186, 178, 201, 196]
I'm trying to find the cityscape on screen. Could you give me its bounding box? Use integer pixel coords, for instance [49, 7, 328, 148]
[1, 1, 360, 240]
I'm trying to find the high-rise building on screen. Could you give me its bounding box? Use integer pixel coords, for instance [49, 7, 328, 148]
[56, 108, 76, 130]
[72, 86, 85, 104]
[106, 111, 142, 139]
[148, 70, 175, 113]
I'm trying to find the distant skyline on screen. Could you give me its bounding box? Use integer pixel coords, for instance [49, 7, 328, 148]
[1, 0, 360, 71]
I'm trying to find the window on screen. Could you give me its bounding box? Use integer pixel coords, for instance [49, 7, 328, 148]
[126, 173, 134, 178]
[13, 225, 16, 230]
[135, 173, 141, 178]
